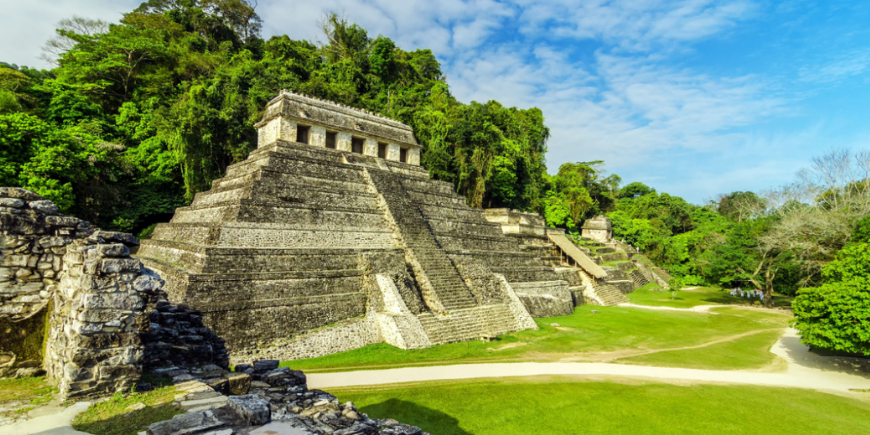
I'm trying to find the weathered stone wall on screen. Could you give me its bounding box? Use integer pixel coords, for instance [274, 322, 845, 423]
[45, 236, 161, 397]
[0, 188, 85, 320]
[0, 188, 227, 398]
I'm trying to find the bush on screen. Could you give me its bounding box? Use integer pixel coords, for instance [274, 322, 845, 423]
[792, 242, 870, 356]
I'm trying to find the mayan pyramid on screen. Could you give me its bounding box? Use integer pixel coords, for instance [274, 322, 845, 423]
[136, 91, 574, 360]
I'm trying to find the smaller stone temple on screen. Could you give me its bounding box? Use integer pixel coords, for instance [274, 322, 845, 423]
[581, 215, 613, 242]
[255, 89, 422, 165]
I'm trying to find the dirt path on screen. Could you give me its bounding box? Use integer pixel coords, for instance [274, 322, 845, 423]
[307, 327, 870, 394]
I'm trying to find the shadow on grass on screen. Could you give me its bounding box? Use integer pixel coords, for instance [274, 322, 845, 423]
[71, 403, 183, 435]
[776, 335, 870, 378]
[359, 399, 472, 435]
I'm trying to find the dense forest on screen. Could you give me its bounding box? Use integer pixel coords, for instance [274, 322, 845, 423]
[2, 1, 868, 355]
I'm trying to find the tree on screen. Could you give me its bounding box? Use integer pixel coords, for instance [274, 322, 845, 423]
[792, 236, 870, 356]
[40, 16, 109, 65]
[762, 150, 870, 285]
[619, 181, 654, 199]
[717, 191, 766, 222]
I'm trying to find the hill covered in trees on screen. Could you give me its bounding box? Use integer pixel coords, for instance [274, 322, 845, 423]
[1, 1, 549, 233]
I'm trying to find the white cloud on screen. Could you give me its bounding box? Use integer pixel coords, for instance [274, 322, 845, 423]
[0, 0, 140, 68]
[516, 0, 754, 50]
[799, 49, 870, 84]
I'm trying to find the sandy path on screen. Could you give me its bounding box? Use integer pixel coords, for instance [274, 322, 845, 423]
[308, 327, 870, 394]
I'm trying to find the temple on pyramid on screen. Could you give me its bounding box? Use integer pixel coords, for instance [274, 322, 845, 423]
[136, 91, 630, 362]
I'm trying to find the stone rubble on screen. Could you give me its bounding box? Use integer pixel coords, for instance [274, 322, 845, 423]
[146, 360, 429, 435]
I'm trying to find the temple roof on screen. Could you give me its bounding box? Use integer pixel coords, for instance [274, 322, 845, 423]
[255, 90, 420, 148]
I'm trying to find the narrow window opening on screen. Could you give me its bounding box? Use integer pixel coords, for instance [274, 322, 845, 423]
[325, 132, 337, 149]
[400, 148, 408, 163]
[351, 137, 365, 154]
[378, 142, 388, 158]
[297, 125, 310, 144]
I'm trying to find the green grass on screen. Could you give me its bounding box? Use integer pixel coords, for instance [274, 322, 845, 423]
[72, 385, 182, 435]
[618, 329, 784, 370]
[0, 377, 57, 403]
[332, 377, 870, 435]
[628, 286, 794, 308]
[0, 377, 58, 421]
[284, 306, 789, 372]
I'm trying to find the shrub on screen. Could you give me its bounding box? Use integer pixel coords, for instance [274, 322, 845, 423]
[792, 242, 870, 356]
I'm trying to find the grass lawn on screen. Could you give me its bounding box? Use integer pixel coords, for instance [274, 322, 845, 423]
[628, 285, 794, 308]
[72, 380, 182, 435]
[0, 377, 57, 419]
[332, 377, 870, 435]
[285, 305, 789, 372]
[617, 330, 784, 370]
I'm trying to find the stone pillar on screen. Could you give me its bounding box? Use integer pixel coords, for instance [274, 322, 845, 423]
[407, 148, 421, 166]
[309, 126, 326, 147]
[386, 143, 400, 161]
[46, 239, 159, 398]
[257, 116, 297, 148]
[337, 132, 352, 152]
[364, 138, 378, 157]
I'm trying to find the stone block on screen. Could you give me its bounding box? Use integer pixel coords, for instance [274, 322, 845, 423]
[100, 258, 142, 274]
[147, 409, 224, 435]
[0, 198, 24, 208]
[64, 363, 94, 382]
[1, 254, 28, 267]
[0, 267, 13, 282]
[76, 308, 127, 323]
[96, 244, 130, 258]
[0, 187, 43, 201]
[227, 372, 251, 395]
[29, 200, 60, 215]
[91, 231, 139, 247]
[132, 271, 163, 292]
[253, 359, 279, 373]
[81, 292, 144, 310]
[263, 367, 306, 387]
[46, 215, 81, 227]
[227, 394, 271, 426]
[98, 364, 140, 380]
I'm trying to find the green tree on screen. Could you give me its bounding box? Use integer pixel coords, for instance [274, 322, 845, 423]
[792, 238, 870, 355]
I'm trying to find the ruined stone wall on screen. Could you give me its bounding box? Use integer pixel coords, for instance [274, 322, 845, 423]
[0, 188, 227, 398]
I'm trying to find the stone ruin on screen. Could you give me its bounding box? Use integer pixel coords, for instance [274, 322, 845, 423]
[0, 187, 228, 398]
[136, 91, 585, 362]
[0, 188, 430, 434]
[483, 208, 670, 306]
[581, 215, 613, 243]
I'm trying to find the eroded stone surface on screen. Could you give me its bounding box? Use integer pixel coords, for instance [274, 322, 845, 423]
[0, 191, 228, 398]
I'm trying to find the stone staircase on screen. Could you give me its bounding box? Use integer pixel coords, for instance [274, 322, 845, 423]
[416, 305, 516, 344]
[630, 269, 651, 288]
[366, 169, 477, 311]
[589, 282, 630, 306]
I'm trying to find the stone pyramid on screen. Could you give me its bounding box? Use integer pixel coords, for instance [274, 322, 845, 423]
[136, 91, 572, 361]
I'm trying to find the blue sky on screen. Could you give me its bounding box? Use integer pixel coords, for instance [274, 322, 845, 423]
[2, 0, 868, 204]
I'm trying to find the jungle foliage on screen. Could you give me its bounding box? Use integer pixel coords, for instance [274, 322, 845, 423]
[0, 2, 550, 233]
